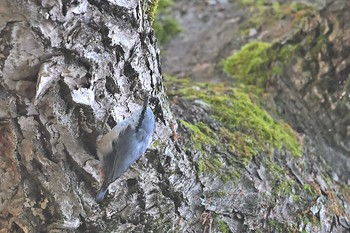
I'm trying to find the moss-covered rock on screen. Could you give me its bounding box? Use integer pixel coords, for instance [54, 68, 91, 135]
[223, 41, 271, 88]
[222, 41, 299, 92]
[166, 75, 301, 184]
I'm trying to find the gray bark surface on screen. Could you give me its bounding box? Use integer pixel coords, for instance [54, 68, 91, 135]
[0, 0, 176, 232]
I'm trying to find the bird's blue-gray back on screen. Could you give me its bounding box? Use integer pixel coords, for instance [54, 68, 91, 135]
[96, 99, 155, 202]
[104, 124, 136, 185]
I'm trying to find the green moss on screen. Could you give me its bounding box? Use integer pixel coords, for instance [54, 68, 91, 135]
[267, 219, 296, 232]
[271, 2, 282, 13]
[155, 0, 173, 14]
[196, 156, 224, 174]
[197, 160, 206, 174]
[220, 170, 240, 184]
[264, 158, 299, 197]
[277, 44, 299, 62]
[179, 119, 231, 178]
[278, 178, 296, 196]
[150, 0, 182, 44]
[151, 139, 162, 148]
[240, 0, 266, 6]
[213, 88, 301, 157]
[179, 120, 218, 151]
[216, 218, 230, 233]
[215, 191, 226, 197]
[153, 17, 182, 44]
[223, 41, 271, 88]
[146, 0, 159, 23]
[166, 75, 302, 182]
[290, 2, 308, 12]
[222, 41, 299, 91]
[300, 214, 321, 228]
[303, 183, 317, 197]
[170, 77, 301, 157]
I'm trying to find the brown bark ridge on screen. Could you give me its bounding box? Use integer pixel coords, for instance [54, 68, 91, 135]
[0, 0, 176, 232]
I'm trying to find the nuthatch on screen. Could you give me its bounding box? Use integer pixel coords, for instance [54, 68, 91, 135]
[95, 96, 155, 202]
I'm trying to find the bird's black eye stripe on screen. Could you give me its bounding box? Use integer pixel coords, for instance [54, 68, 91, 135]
[135, 108, 146, 131]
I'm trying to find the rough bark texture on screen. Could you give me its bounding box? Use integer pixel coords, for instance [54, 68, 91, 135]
[268, 0, 350, 175]
[0, 0, 176, 232]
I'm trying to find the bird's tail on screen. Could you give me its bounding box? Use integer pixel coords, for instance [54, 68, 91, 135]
[95, 186, 108, 202]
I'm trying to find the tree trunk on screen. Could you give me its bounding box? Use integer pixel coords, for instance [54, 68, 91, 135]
[0, 0, 176, 232]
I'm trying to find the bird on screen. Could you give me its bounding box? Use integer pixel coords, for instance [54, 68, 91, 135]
[95, 95, 155, 202]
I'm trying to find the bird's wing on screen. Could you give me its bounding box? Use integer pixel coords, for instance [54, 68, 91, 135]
[136, 127, 147, 141]
[105, 124, 136, 184]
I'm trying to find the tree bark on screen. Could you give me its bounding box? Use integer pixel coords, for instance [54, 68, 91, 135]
[0, 0, 176, 232]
